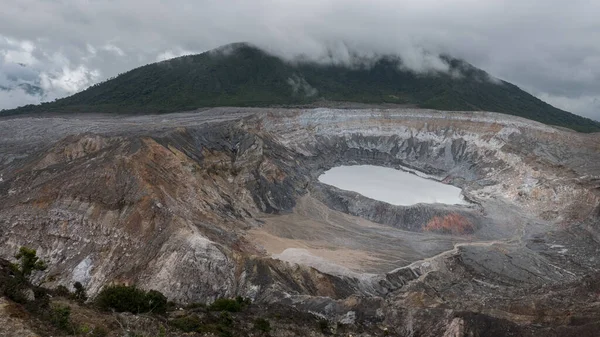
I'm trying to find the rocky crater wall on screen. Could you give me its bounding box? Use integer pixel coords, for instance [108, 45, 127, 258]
[1, 108, 600, 335]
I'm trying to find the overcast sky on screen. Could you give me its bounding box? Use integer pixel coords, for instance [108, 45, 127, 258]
[1, 0, 599, 120]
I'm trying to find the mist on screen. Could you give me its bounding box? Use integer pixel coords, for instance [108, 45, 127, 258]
[0, 0, 599, 119]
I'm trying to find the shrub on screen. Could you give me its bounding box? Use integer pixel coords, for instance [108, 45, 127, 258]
[318, 319, 330, 335]
[235, 296, 251, 306]
[253, 317, 271, 332]
[185, 302, 207, 310]
[22, 287, 51, 315]
[208, 297, 250, 312]
[4, 277, 28, 304]
[14, 247, 47, 279]
[1, 250, 39, 303]
[170, 313, 235, 337]
[209, 298, 241, 312]
[170, 315, 203, 332]
[95, 285, 167, 314]
[215, 312, 234, 337]
[218, 311, 233, 327]
[73, 282, 88, 303]
[158, 325, 167, 337]
[145, 289, 168, 314]
[48, 304, 73, 332]
[95, 285, 147, 313]
[169, 311, 234, 337]
[53, 285, 71, 297]
[31, 287, 50, 308]
[78, 325, 108, 337]
[78, 324, 91, 334]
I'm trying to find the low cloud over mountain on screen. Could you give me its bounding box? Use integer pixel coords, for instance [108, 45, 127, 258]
[1, 0, 599, 120]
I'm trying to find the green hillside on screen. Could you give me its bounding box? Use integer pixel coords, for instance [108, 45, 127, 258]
[3, 43, 599, 132]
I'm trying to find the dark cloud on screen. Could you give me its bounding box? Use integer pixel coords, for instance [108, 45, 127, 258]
[1, 0, 598, 120]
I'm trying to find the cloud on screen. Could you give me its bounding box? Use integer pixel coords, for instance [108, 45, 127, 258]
[0, 34, 102, 106]
[0, 36, 37, 66]
[287, 75, 318, 97]
[103, 44, 126, 57]
[0, 86, 41, 110]
[0, 0, 598, 120]
[157, 48, 195, 62]
[0, 62, 38, 84]
[40, 65, 100, 94]
[536, 93, 600, 120]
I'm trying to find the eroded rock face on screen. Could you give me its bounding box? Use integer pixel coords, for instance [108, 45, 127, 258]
[1, 108, 599, 335]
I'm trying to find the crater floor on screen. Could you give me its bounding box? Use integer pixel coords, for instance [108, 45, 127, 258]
[247, 194, 466, 274]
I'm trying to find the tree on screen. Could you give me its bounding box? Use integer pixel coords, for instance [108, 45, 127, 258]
[145, 289, 167, 314]
[95, 285, 167, 314]
[14, 246, 47, 279]
[73, 282, 88, 303]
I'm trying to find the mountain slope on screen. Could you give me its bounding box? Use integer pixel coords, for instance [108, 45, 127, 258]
[3, 43, 599, 132]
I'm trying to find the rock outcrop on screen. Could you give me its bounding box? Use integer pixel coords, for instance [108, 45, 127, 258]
[1, 108, 600, 335]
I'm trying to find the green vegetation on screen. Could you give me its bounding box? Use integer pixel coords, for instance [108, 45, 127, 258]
[169, 314, 204, 332]
[14, 246, 47, 279]
[184, 301, 207, 310]
[208, 296, 251, 312]
[253, 317, 271, 332]
[145, 289, 168, 314]
[77, 324, 108, 337]
[169, 311, 237, 337]
[0, 246, 47, 303]
[73, 281, 88, 303]
[0, 251, 335, 337]
[318, 319, 331, 335]
[0, 248, 161, 336]
[48, 304, 74, 333]
[168, 296, 252, 336]
[95, 285, 167, 314]
[53, 285, 71, 297]
[2, 43, 598, 132]
[1, 247, 79, 334]
[0, 247, 277, 337]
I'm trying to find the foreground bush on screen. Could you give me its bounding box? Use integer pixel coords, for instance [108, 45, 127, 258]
[253, 317, 271, 332]
[144, 289, 168, 314]
[169, 312, 236, 337]
[208, 296, 250, 312]
[170, 315, 203, 332]
[48, 304, 74, 332]
[95, 285, 167, 314]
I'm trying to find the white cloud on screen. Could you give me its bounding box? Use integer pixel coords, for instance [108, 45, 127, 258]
[0, 36, 38, 66]
[156, 48, 195, 62]
[40, 65, 100, 94]
[0, 0, 598, 119]
[103, 44, 125, 57]
[0, 34, 103, 104]
[536, 93, 600, 120]
[0, 86, 41, 109]
[86, 44, 97, 56]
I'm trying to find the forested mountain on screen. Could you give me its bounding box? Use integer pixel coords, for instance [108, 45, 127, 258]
[3, 43, 599, 132]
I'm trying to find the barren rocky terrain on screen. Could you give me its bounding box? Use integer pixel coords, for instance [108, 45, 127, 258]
[1, 107, 600, 336]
